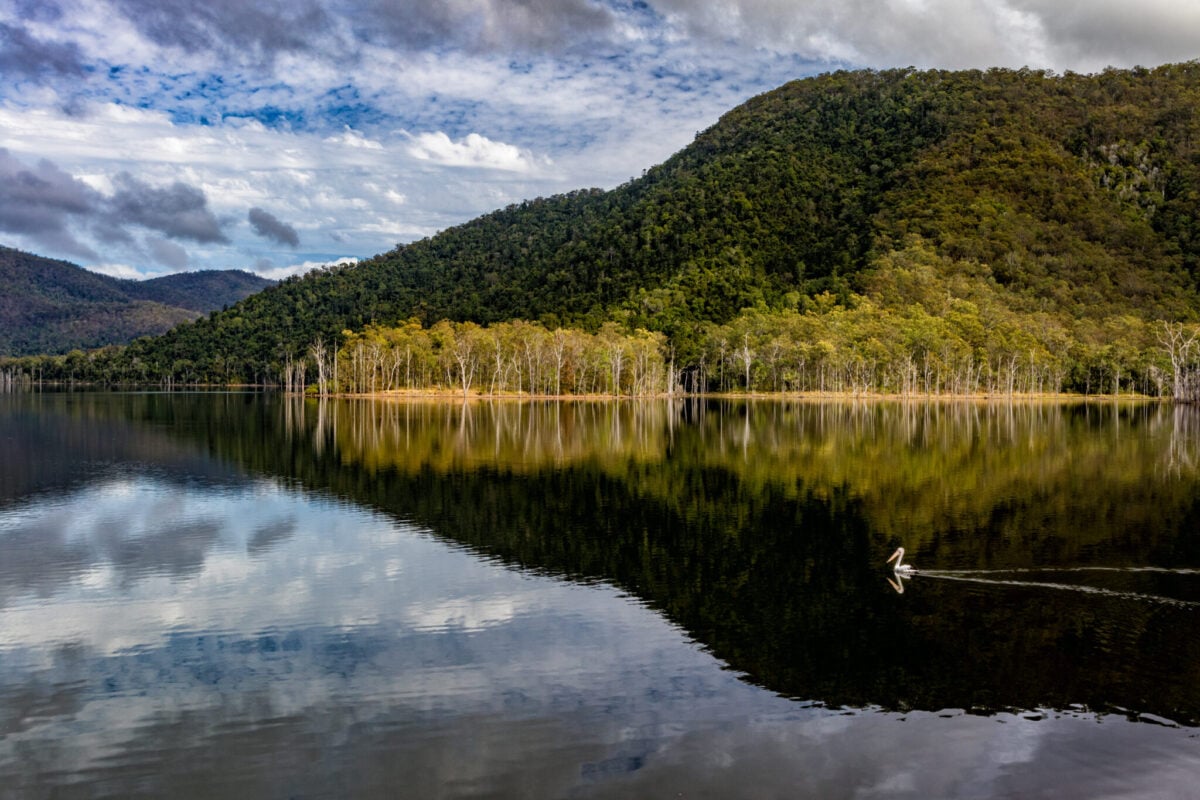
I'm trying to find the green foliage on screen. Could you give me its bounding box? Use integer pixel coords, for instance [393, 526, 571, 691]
[11, 63, 1200, 390]
[331, 318, 670, 397]
[696, 243, 1174, 395]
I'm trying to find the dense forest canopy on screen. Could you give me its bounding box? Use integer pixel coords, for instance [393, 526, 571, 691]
[4, 63, 1200, 395]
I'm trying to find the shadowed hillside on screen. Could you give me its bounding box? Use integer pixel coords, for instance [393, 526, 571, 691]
[0, 246, 273, 356]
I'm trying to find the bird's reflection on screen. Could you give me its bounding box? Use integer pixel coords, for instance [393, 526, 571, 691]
[886, 546, 914, 594]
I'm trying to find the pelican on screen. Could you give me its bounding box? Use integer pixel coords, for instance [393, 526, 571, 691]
[887, 547, 915, 574]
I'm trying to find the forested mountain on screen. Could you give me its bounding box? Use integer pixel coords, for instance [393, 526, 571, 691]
[8, 63, 1200, 392]
[135, 270, 276, 314]
[0, 247, 273, 356]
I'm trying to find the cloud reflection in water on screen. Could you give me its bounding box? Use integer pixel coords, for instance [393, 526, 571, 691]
[2, 407, 1200, 798]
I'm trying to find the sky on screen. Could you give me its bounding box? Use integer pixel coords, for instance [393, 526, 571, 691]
[1, 1, 1197, 280]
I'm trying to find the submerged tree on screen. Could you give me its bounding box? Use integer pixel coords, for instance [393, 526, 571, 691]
[1158, 322, 1200, 403]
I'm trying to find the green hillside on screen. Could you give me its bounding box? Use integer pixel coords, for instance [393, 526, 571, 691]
[9, 63, 1200, 391]
[0, 247, 273, 356]
[136, 270, 276, 313]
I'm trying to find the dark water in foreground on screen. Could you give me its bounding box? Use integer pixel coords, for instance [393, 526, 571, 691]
[2, 392, 1199, 798]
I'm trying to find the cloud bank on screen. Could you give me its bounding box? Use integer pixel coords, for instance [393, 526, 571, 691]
[0, 147, 234, 263]
[0, 147, 99, 257]
[35, 0, 1195, 75]
[653, 0, 1200, 71]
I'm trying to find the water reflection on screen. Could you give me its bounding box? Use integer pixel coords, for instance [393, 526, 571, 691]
[261, 396, 1200, 724]
[3, 393, 1200, 797]
[273, 397, 1200, 564]
[3, 474, 785, 797]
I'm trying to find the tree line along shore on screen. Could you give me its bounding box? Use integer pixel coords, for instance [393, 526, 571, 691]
[5, 297, 1200, 402]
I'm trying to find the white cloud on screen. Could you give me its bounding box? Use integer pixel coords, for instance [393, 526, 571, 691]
[88, 261, 153, 280]
[406, 131, 539, 172]
[323, 126, 384, 151]
[405, 596, 520, 633]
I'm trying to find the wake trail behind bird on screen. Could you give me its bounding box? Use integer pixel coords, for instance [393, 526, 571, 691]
[922, 566, 1200, 576]
[912, 571, 1200, 609]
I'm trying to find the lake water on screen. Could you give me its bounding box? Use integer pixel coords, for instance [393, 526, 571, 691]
[2, 392, 1199, 798]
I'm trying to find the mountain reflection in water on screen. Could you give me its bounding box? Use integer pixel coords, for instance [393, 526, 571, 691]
[206, 395, 1200, 723]
[2, 393, 1200, 798]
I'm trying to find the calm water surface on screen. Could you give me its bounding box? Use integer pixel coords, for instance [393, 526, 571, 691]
[2, 393, 1199, 798]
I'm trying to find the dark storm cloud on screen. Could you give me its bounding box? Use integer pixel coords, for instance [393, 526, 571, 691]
[13, 0, 65, 24]
[105, 0, 622, 62]
[0, 148, 99, 257]
[107, 0, 331, 63]
[648, 0, 1200, 70]
[350, 0, 621, 54]
[107, 172, 229, 244]
[60, 0, 1200, 72]
[0, 21, 86, 78]
[0, 149, 97, 230]
[0, 151, 241, 262]
[248, 207, 300, 247]
[1013, 0, 1200, 69]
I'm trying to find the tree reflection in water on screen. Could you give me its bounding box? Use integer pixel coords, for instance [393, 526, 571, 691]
[29, 392, 1192, 726]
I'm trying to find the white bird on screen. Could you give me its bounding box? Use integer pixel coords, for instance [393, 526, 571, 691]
[887, 547, 915, 574]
